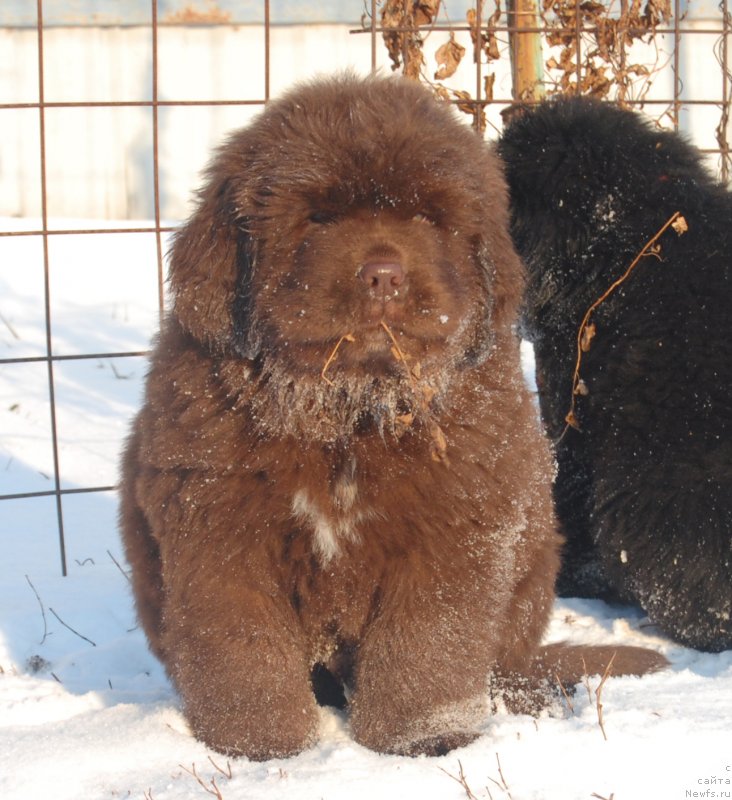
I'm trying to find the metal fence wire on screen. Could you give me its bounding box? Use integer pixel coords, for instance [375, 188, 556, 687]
[0, 0, 729, 575]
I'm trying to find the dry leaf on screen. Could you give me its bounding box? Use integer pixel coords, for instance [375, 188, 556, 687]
[574, 379, 590, 396]
[485, 33, 500, 62]
[414, 0, 441, 25]
[580, 1, 606, 15]
[643, 0, 671, 26]
[380, 0, 429, 75]
[580, 322, 597, 352]
[429, 423, 449, 463]
[466, 8, 480, 46]
[451, 88, 476, 116]
[543, 0, 671, 102]
[433, 85, 452, 102]
[484, 73, 496, 102]
[404, 42, 425, 79]
[420, 384, 436, 405]
[395, 412, 415, 437]
[434, 34, 465, 80]
[671, 214, 688, 235]
[467, 1, 502, 62]
[565, 410, 580, 429]
[486, 1, 502, 59]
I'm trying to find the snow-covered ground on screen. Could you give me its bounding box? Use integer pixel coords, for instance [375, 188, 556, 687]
[1, 221, 731, 799]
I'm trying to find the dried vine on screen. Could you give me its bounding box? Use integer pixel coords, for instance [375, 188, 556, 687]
[368, 0, 674, 129]
[542, 0, 672, 105]
[371, 0, 501, 130]
[561, 211, 687, 439]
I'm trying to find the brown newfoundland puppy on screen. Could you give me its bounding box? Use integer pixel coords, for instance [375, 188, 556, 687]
[120, 74, 664, 760]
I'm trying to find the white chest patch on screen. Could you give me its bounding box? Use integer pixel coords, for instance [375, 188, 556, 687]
[291, 488, 370, 564]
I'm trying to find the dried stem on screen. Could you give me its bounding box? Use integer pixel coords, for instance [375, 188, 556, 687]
[320, 332, 355, 385]
[107, 549, 131, 583]
[49, 607, 97, 647]
[380, 320, 449, 463]
[595, 651, 617, 741]
[581, 657, 594, 705]
[319, 321, 449, 461]
[556, 672, 575, 714]
[179, 763, 224, 799]
[0, 311, 20, 340]
[487, 752, 513, 798]
[207, 756, 232, 780]
[439, 760, 480, 800]
[110, 362, 132, 380]
[25, 574, 49, 645]
[560, 211, 684, 441]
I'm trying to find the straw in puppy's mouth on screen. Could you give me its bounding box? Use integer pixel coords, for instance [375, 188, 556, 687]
[320, 322, 449, 464]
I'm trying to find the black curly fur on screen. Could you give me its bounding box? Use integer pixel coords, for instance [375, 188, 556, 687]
[499, 97, 732, 652]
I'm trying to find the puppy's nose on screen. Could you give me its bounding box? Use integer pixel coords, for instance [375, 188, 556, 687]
[359, 261, 405, 297]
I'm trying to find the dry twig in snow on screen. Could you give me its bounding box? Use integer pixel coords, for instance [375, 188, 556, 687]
[487, 752, 513, 798]
[556, 672, 575, 714]
[179, 762, 225, 798]
[207, 756, 232, 779]
[438, 760, 479, 800]
[25, 574, 49, 645]
[49, 607, 96, 647]
[107, 549, 131, 582]
[595, 651, 617, 741]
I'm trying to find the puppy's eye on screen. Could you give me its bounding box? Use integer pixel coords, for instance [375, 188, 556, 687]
[413, 212, 435, 225]
[308, 211, 337, 225]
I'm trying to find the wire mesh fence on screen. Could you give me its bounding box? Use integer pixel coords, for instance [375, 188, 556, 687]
[1, 0, 729, 575]
[358, 0, 731, 174]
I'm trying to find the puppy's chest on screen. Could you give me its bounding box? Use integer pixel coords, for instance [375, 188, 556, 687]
[290, 452, 376, 565]
[286, 442, 486, 567]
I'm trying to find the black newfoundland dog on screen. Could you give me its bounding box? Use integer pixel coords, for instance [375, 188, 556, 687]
[499, 96, 732, 652]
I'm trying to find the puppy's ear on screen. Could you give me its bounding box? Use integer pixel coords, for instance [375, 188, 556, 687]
[464, 232, 524, 365]
[168, 172, 259, 357]
[481, 148, 525, 333]
[231, 219, 260, 359]
[479, 218, 525, 335]
[458, 158, 526, 366]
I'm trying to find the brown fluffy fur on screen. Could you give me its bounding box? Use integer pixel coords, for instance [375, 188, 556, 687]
[119, 74, 665, 761]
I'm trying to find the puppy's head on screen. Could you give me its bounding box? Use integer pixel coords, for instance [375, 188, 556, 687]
[169, 74, 524, 438]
